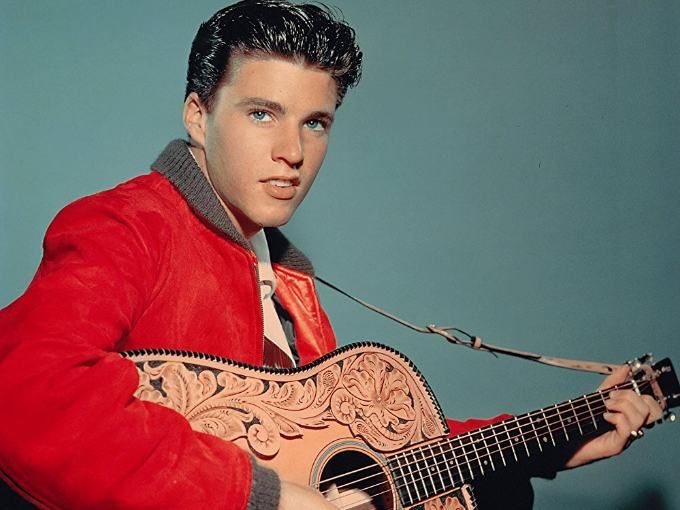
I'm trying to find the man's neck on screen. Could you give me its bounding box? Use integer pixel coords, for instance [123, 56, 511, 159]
[187, 143, 258, 240]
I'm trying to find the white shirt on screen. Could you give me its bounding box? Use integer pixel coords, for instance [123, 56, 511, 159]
[249, 229, 296, 366]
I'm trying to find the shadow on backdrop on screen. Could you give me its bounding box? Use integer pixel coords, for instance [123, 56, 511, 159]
[618, 483, 671, 510]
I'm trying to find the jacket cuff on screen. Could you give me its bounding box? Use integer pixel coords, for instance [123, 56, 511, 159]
[528, 441, 578, 479]
[246, 458, 280, 510]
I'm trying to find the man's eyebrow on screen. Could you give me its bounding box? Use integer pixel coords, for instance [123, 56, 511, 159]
[308, 110, 335, 124]
[235, 97, 285, 114]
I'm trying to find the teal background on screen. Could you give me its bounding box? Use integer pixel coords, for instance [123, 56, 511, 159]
[1, 1, 678, 508]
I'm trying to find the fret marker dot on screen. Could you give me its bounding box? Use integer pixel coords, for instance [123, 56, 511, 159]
[483, 460, 488, 465]
[543, 437, 548, 442]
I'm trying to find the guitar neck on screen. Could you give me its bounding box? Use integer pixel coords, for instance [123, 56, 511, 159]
[388, 380, 639, 507]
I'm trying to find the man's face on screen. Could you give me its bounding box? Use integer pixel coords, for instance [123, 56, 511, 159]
[188, 56, 337, 238]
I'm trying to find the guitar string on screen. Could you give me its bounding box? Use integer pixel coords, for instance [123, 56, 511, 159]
[314, 379, 636, 490]
[367, 380, 638, 500]
[324, 391, 627, 507]
[317, 380, 635, 496]
[316, 379, 646, 501]
[371, 382, 642, 504]
[320, 393, 615, 503]
[389, 396, 614, 497]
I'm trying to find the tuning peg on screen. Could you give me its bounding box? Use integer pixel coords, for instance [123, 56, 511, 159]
[627, 353, 654, 372]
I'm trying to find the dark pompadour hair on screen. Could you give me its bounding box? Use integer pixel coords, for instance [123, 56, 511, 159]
[186, 0, 363, 110]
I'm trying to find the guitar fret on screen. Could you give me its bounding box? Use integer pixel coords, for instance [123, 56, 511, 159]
[517, 416, 535, 457]
[574, 396, 594, 435]
[504, 421, 519, 462]
[630, 377, 641, 395]
[586, 394, 599, 431]
[393, 453, 414, 506]
[427, 443, 447, 494]
[598, 391, 609, 420]
[438, 441, 458, 488]
[459, 434, 477, 481]
[493, 423, 508, 468]
[568, 399, 584, 435]
[546, 406, 562, 444]
[541, 408, 556, 447]
[469, 432, 485, 476]
[529, 415, 543, 452]
[406, 455, 420, 501]
[554, 403, 570, 442]
[520, 417, 531, 457]
[417, 446, 436, 499]
[479, 429, 496, 472]
[450, 439, 467, 485]
[406, 452, 427, 501]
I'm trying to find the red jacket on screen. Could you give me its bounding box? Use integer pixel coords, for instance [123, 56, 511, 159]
[0, 140, 508, 509]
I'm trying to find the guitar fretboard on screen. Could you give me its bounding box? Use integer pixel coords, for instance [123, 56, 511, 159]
[387, 381, 639, 507]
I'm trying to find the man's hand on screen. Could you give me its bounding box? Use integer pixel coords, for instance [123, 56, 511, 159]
[279, 480, 376, 510]
[279, 480, 339, 510]
[564, 365, 663, 468]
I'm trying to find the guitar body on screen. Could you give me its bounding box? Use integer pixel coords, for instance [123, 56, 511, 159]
[124, 343, 477, 510]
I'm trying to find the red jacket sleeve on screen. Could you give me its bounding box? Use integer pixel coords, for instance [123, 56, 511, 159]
[446, 415, 512, 437]
[0, 199, 255, 509]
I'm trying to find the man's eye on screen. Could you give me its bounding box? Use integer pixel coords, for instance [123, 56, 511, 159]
[305, 119, 326, 131]
[250, 111, 271, 122]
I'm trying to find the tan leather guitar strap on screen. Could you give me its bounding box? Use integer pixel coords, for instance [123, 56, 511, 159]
[315, 276, 624, 375]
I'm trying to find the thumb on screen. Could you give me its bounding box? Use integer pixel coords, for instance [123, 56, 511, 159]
[598, 364, 630, 390]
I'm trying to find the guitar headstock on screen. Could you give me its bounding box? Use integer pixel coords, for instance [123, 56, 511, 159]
[627, 354, 680, 422]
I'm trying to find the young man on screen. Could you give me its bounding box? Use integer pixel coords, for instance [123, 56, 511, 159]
[0, 1, 661, 509]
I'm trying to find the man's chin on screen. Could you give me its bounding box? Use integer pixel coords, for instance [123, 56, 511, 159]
[231, 207, 294, 237]
[258, 207, 298, 230]
[260, 218, 291, 229]
[257, 214, 293, 230]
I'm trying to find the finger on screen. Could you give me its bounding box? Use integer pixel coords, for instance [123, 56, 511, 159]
[641, 394, 664, 424]
[605, 395, 649, 431]
[326, 484, 340, 502]
[602, 410, 634, 448]
[608, 390, 664, 425]
[598, 365, 630, 390]
[280, 480, 339, 510]
[607, 390, 652, 420]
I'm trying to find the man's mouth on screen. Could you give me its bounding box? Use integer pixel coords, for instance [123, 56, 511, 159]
[269, 179, 293, 188]
[263, 178, 298, 200]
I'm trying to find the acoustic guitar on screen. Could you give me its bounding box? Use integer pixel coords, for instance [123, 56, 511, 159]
[123, 343, 679, 510]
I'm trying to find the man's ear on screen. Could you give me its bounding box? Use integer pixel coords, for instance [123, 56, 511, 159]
[183, 92, 208, 148]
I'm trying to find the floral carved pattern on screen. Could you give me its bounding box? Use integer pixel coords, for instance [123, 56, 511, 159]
[131, 347, 446, 458]
[422, 486, 476, 510]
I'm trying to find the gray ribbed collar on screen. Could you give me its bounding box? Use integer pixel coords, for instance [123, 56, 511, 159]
[151, 139, 314, 276]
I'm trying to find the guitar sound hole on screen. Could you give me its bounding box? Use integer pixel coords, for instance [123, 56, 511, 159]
[318, 449, 394, 510]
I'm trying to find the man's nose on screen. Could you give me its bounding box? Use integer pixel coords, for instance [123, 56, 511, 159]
[272, 123, 304, 169]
